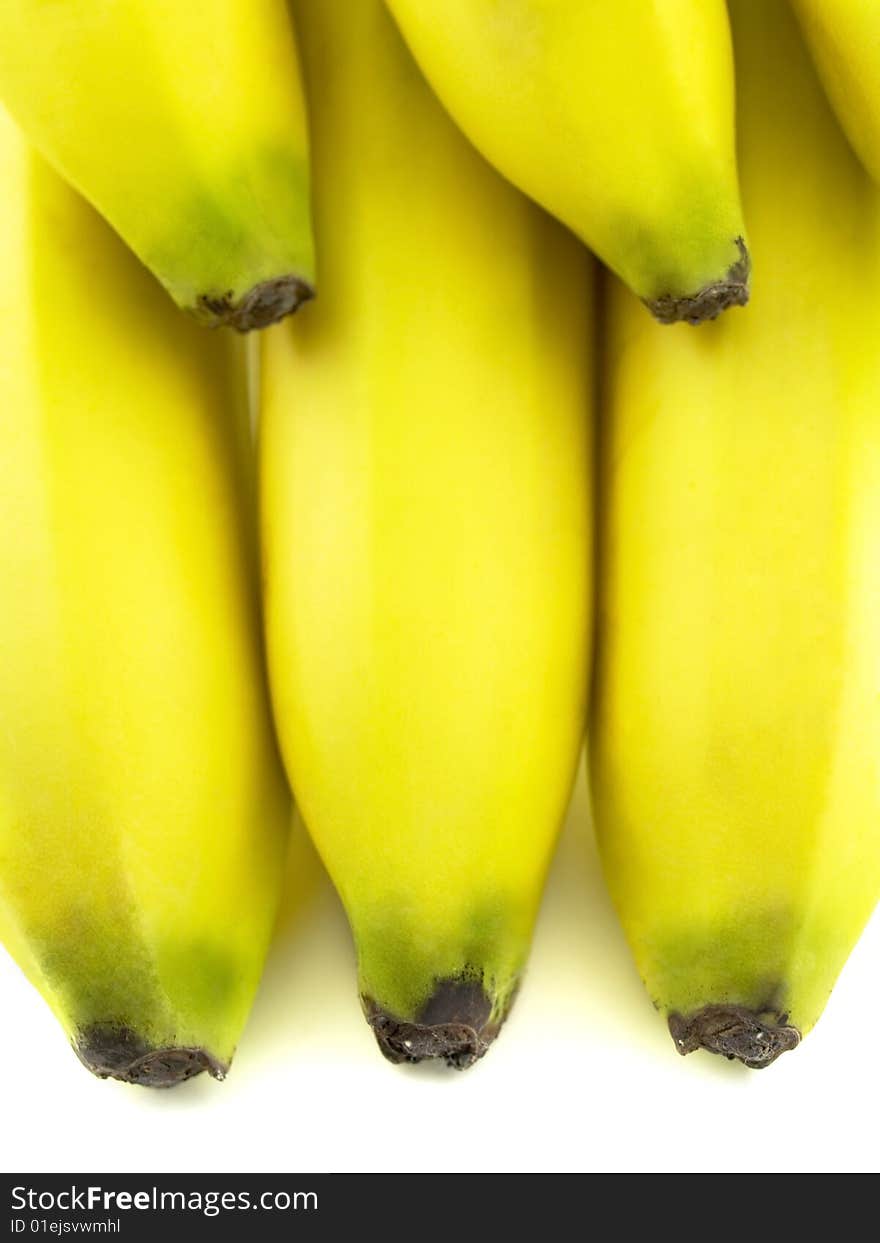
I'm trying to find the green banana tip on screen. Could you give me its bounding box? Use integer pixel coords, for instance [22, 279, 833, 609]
[667, 1004, 801, 1070]
[644, 237, 751, 327]
[363, 977, 510, 1071]
[73, 1024, 228, 1088]
[195, 274, 315, 332]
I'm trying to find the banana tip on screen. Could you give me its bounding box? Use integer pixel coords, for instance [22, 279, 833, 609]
[363, 978, 507, 1071]
[668, 1004, 801, 1070]
[74, 1024, 228, 1088]
[644, 237, 751, 326]
[196, 274, 315, 332]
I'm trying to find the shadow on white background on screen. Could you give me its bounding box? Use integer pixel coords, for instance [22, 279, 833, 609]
[1, 753, 878, 1172]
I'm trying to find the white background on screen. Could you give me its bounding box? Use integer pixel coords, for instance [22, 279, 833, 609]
[1, 757, 878, 1175]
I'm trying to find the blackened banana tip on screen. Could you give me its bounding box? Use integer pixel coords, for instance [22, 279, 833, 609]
[363, 978, 506, 1071]
[74, 1024, 228, 1088]
[668, 1004, 801, 1069]
[197, 274, 315, 333]
[644, 237, 751, 326]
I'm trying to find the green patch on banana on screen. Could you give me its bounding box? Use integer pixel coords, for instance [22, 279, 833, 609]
[146, 147, 315, 325]
[351, 894, 529, 1027]
[641, 906, 799, 1020]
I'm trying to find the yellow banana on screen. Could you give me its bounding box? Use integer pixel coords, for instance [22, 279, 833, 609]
[0, 1, 314, 330]
[790, 0, 880, 183]
[0, 107, 290, 1086]
[591, 0, 880, 1067]
[261, 0, 593, 1067]
[385, 0, 748, 325]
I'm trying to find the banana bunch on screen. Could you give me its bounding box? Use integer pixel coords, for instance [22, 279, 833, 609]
[0, 0, 879, 1086]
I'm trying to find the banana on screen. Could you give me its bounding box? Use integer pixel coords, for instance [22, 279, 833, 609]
[384, 0, 748, 325]
[790, 0, 880, 183]
[0, 106, 290, 1086]
[0, 1, 314, 330]
[261, 0, 593, 1068]
[590, 0, 880, 1068]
